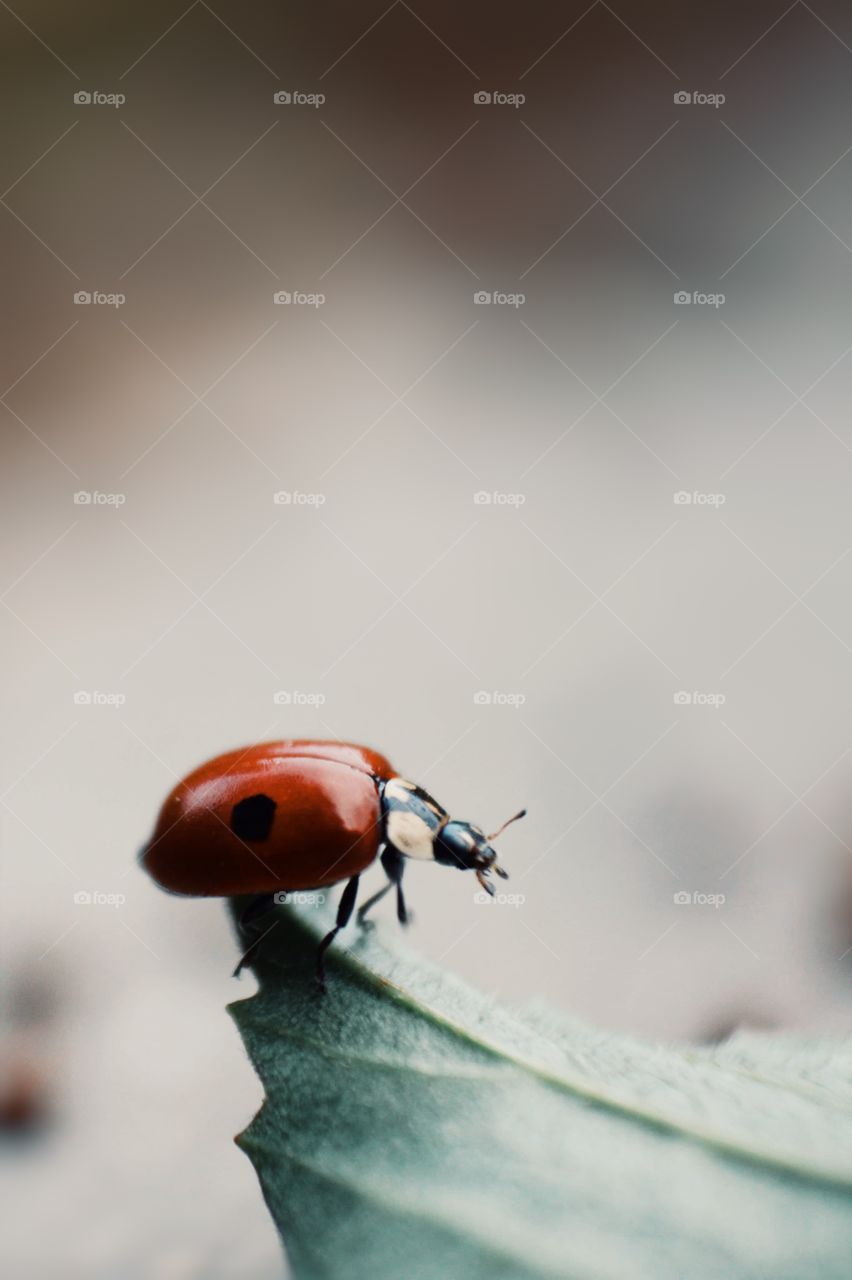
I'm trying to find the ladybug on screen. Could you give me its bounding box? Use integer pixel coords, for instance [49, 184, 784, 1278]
[142, 740, 525, 989]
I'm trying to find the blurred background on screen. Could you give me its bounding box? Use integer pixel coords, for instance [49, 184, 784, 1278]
[3, 0, 852, 1275]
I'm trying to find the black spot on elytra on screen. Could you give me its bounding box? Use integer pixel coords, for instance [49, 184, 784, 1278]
[231, 793, 276, 841]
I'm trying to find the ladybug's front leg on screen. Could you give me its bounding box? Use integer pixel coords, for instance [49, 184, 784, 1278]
[315, 874, 360, 993]
[380, 847, 409, 925]
[357, 847, 409, 927]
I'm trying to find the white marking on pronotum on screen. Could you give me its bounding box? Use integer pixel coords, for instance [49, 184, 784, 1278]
[386, 809, 435, 860]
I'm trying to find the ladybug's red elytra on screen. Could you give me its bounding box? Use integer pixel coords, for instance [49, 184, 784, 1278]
[142, 739, 525, 989]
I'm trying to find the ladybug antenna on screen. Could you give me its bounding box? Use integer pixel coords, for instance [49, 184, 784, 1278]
[487, 808, 526, 842]
[485, 808, 525, 882]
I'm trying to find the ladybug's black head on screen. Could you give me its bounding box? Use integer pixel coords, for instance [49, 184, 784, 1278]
[381, 776, 525, 892]
[434, 810, 525, 894]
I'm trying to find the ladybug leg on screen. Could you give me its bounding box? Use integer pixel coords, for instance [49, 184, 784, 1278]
[233, 939, 262, 978]
[239, 892, 279, 930]
[357, 849, 394, 926]
[356, 880, 392, 925]
[381, 847, 409, 926]
[233, 920, 279, 977]
[233, 893, 281, 977]
[315, 874, 360, 993]
[357, 848, 409, 927]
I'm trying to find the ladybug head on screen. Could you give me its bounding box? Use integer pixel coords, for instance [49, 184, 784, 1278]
[434, 809, 526, 893]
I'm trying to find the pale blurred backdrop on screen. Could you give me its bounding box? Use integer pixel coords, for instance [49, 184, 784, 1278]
[3, 1, 852, 1276]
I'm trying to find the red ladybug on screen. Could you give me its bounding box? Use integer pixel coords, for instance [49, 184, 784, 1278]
[142, 739, 525, 989]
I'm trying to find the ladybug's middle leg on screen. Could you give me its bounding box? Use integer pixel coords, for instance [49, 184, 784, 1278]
[315, 874, 360, 992]
[357, 847, 394, 925]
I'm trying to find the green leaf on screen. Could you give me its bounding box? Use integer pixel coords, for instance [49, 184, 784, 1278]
[228, 899, 852, 1280]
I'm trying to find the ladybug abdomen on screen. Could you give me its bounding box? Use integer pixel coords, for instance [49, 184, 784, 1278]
[143, 752, 384, 896]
